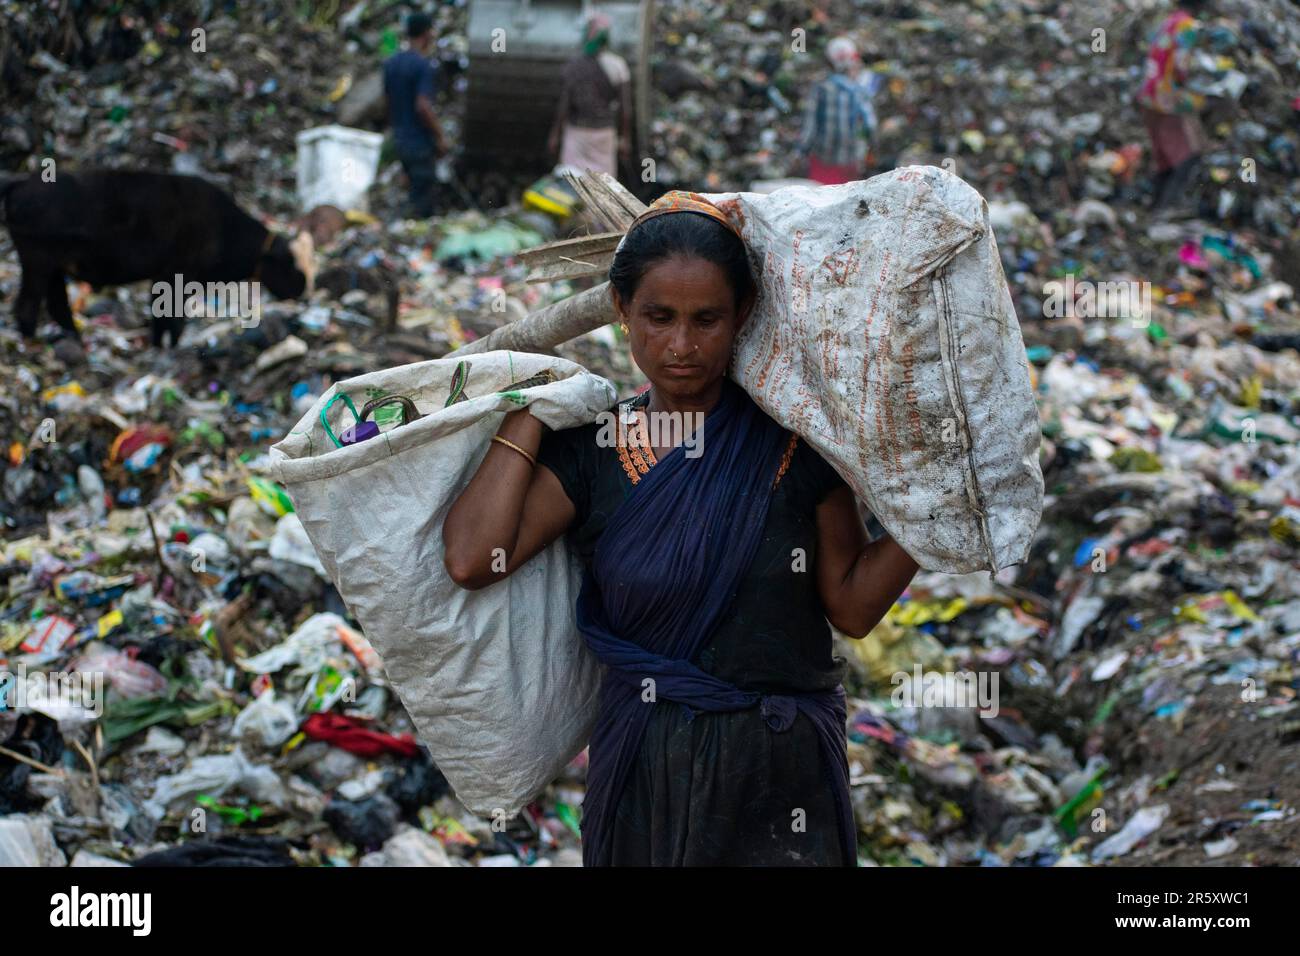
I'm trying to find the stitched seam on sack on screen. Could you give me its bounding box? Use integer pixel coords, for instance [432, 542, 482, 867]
[936, 267, 996, 571]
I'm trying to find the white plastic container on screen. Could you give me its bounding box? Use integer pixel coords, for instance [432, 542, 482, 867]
[295, 124, 384, 212]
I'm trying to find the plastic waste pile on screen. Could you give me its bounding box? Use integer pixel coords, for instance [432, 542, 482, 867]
[652, 0, 1300, 353]
[0, 349, 593, 865]
[0, 0, 468, 219]
[647, 0, 1300, 866]
[2, 0, 1299, 867]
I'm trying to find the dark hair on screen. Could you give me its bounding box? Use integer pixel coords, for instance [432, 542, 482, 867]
[609, 213, 756, 312]
[406, 12, 432, 38]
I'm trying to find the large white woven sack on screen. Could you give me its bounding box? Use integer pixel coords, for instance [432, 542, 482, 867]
[705, 165, 1043, 573]
[269, 352, 616, 816]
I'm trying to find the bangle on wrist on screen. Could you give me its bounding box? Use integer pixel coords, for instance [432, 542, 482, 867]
[491, 434, 537, 467]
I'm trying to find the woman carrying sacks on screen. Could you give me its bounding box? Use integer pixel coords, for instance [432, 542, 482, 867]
[444, 191, 919, 866]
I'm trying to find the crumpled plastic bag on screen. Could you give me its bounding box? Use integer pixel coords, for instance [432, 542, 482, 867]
[232, 690, 300, 749]
[144, 746, 289, 820]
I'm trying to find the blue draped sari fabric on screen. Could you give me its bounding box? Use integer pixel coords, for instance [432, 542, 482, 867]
[574, 379, 856, 866]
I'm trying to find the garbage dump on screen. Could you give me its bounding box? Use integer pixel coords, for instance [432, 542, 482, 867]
[0, 0, 1298, 871]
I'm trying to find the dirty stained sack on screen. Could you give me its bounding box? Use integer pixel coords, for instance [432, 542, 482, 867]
[705, 165, 1043, 573]
[269, 353, 615, 816]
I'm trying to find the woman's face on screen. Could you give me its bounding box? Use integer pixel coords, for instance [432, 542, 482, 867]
[613, 255, 750, 403]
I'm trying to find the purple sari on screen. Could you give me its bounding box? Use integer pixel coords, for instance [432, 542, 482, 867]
[574, 378, 856, 865]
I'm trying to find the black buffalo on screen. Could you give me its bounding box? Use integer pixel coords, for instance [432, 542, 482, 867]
[0, 170, 314, 346]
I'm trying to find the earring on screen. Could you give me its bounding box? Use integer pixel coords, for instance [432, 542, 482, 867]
[619, 321, 629, 335]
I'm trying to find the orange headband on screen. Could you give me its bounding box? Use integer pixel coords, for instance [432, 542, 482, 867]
[620, 191, 743, 246]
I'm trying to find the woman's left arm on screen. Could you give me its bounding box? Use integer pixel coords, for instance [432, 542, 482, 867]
[814, 484, 920, 638]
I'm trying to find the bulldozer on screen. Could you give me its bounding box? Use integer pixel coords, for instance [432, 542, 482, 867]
[334, 1, 655, 206]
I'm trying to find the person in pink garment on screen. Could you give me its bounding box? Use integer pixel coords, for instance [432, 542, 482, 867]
[1137, 1, 1210, 214]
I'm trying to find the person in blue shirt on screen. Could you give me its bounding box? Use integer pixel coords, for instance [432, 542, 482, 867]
[384, 12, 448, 218]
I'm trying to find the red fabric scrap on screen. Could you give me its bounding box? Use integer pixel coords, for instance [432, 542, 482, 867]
[301, 712, 420, 758]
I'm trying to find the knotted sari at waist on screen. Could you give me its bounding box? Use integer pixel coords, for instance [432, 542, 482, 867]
[574, 378, 856, 866]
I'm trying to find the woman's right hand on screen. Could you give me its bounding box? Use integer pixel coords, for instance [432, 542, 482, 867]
[442, 408, 576, 590]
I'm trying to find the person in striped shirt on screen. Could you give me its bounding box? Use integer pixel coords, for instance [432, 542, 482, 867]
[798, 37, 884, 185]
